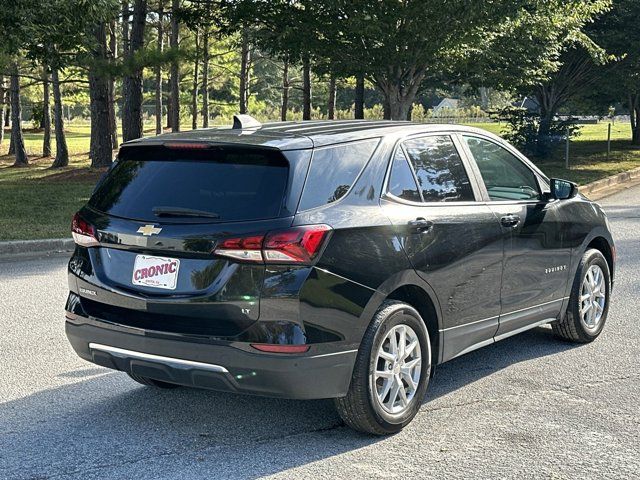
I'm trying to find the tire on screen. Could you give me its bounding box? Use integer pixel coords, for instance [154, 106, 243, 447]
[334, 300, 431, 435]
[126, 372, 181, 389]
[552, 248, 611, 343]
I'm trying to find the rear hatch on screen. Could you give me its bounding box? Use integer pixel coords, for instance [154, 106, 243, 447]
[73, 143, 306, 337]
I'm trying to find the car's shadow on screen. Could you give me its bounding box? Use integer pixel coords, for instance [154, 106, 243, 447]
[1, 326, 577, 479]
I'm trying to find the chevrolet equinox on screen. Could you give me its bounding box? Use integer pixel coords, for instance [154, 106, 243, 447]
[65, 116, 615, 434]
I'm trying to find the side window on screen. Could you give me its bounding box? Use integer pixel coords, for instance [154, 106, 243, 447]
[402, 136, 475, 202]
[298, 139, 379, 211]
[387, 148, 421, 202]
[463, 136, 541, 201]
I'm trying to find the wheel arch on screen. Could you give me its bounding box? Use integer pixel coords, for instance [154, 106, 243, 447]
[360, 270, 443, 367]
[586, 236, 615, 282]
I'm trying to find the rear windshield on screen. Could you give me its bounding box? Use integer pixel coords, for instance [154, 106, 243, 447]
[89, 147, 289, 222]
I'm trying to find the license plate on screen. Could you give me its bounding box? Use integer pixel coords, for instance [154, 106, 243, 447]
[132, 254, 180, 290]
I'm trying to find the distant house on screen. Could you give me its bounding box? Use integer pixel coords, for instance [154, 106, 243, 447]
[432, 98, 460, 113]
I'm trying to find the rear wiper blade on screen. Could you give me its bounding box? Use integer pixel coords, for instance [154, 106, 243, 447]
[152, 206, 221, 219]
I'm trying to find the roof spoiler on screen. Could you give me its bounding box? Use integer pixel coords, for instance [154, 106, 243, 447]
[233, 114, 262, 130]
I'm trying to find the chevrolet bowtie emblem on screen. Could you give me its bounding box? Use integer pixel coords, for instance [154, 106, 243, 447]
[137, 224, 162, 236]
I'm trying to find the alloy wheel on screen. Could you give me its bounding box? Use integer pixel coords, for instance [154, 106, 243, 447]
[371, 324, 422, 415]
[579, 264, 607, 332]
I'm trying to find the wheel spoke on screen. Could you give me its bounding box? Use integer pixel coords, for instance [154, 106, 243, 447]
[379, 377, 393, 402]
[404, 339, 418, 359]
[402, 357, 421, 371]
[398, 326, 406, 360]
[401, 370, 418, 392]
[387, 379, 401, 409]
[397, 379, 408, 407]
[378, 350, 395, 362]
[375, 369, 393, 379]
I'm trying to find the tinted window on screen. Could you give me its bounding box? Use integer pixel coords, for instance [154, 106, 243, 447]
[298, 139, 379, 211]
[89, 148, 289, 222]
[402, 136, 474, 202]
[387, 148, 421, 202]
[463, 136, 541, 201]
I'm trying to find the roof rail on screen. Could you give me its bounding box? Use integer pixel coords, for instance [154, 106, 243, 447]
[232, 114, 262, 130]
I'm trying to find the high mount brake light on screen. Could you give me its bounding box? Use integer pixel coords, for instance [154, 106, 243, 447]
[71, 212, 99, 247]
[164, 142, 210, 150]
[213, 225, 332, 264]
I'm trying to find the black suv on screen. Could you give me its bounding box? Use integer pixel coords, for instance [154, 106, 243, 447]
[66, 117, 615, 434]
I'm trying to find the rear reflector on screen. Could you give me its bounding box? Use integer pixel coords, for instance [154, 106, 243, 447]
[213, 225, 331, 265]
[251, 344, 310, 354]
[71, 212, 99, 247]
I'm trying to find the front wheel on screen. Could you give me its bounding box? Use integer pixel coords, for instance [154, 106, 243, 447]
[552, 248, 611, 343]
[334, 301, 431, 435]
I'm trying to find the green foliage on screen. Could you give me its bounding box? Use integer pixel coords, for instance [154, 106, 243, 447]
[497, 107, 581, 157]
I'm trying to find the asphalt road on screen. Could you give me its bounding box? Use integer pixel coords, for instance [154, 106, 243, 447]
[1, 185, 639, 480]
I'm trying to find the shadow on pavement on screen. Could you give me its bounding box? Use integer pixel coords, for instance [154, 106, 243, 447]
[0, 325, 578, 479]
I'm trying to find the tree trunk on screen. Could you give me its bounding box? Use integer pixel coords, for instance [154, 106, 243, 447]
[191, 30, 199, 130]
[89, 23, 114, 168]
[630, 93, 640, 145]
[239, 25, 251, 114]
[327, 75, 336, 120]
[122, 0, 130, 56]
[155, 0, 164, 134]
[4, 92, 10, 127]
[354, 73, 364, 119]
[10, 65, 28, 167]
[42, 67, 52, 157]
[280, 58, 289, 121]
[169, 0, 180, 131]
[0, 77, 6, 145]
[377, 74, 423, 121]
[302, 55, 311, 120]
[201, 27, 209, 128]
[108, 20, 119, 148]
[121, 0, 147, 141]
[51, 68, 69, 168]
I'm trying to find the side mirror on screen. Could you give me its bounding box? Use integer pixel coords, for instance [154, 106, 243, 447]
[550, 178, 578, 200]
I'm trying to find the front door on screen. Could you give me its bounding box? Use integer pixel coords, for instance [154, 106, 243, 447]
[381, 134, 504, 361]
[460, 135, 571, 339]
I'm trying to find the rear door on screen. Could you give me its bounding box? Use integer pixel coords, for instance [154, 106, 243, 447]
[459, 134, 571, 339]
[380, 134, 504, 361]
[74, 144, 309, 337]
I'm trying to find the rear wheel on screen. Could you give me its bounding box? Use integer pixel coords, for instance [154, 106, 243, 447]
[126, 372, 181, 389]
[553, 249, 611, 343]
[334, 301, 431, 435]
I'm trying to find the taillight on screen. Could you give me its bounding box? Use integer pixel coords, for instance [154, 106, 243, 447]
[71, 212, 99, 247]
[213, 225, 331, 264]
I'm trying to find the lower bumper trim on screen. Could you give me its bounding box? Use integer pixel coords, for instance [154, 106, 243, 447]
[89, 343, 229, 373]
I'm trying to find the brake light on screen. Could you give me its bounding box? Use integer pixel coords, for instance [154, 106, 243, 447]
[71, 212, 99, 247]
[251, 343, 310, 354]
[164, 142, 210, 150]
[213, 225, 331, 264]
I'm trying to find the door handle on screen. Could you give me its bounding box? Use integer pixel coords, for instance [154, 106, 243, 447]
[408, 217, 434, 233]
[500, 214, 521, 228]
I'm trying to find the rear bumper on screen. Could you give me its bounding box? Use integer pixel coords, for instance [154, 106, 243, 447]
[65, 319, 357, 400]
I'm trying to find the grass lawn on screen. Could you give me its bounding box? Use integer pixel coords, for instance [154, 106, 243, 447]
[1, 121, 639, 241]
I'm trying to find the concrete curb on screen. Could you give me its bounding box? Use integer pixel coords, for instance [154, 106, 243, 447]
[580, 166, 640, 200]
[1, 166, 639, 258]
[0, 238, 74, 258]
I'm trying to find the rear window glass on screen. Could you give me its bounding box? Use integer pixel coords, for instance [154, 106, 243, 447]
[297, 139, 379, 211]
[89, 147, 289, 222]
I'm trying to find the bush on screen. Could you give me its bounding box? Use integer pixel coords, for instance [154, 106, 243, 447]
[495, 107, 580, 158]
